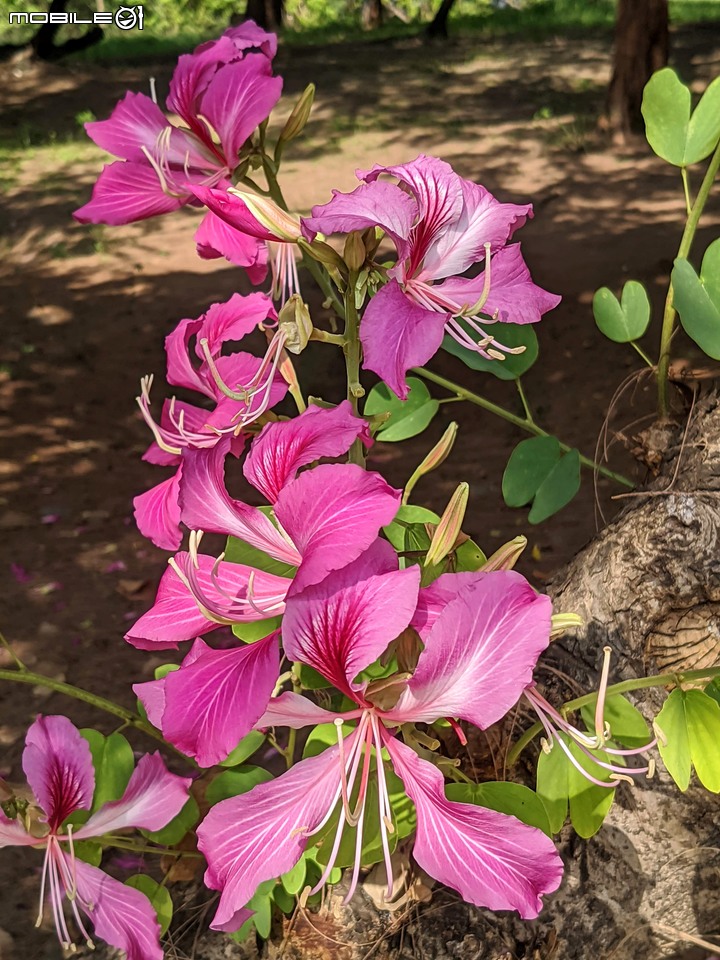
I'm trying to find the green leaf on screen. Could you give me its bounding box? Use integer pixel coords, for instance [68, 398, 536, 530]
[281, 856, 307, 895]
[298, 664, 333, 689]
[502, 436, 561, 507]
[655, 688, 692, 791]
[454, 539, 487, 571]
[364, 377, 439, 441]
[225, 524, 297, 578]
[536, 734, 616, 838]
[125, 875, 173, 936]
[536, 741, 569, 834]
[232, 615, 282, 643]
[80, 729, 134, 812]
[230, 880, 275, 942]
[219, 730, 266, 768]
[206, 766, 273, 805]
[73, 840, 102, 867]
[442, 319, 539, 380]
[383, 504, 438, 554]
[592, 282, 651, 343]
[303, 722, 353, 759]
[672, 245, 720, 359]
[686, 75, 720, 164]
[657, 688, 720, 793]
[580, 695, 650, 749]
[704, 677, 720, 707]
[642, 68, 691, 166]
[445, 781, 551, 836]
[142, 796, 199, 845]
[154, 663, 180, 681]
[528, 449, 581, 525]
[273, 884, 296, 914]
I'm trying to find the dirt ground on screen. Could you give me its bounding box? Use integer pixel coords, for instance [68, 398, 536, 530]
[2, 22, 720, 958]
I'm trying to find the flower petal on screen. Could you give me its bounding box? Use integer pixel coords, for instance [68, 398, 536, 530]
[0, 810, 39, 848]
[74, 160, 186, 225]
[133, 470, 182, 552]
[360, 280, 447, 400]
[124, 555, 223, 650]
[196, 291, 275, 360]
[256, 691, 356, 729]
[200, 55, 282, 168]
[282, 541, 420, 696]
[384, 570, 551, 728]
[159, 632, 280, 767]
[410, 571, 481, 639]
[195, 210, 269, 284]
[243, 400, 372, 503]
[76, 753, 190, 838]
[384, 734, 563, 918]
[133, 635, 209, 729]
[191, 185, 282, 242]
[73, 858, 163, 960]
[198, 744, 345, 930]
[275, 464, 402, 592]
[22, 715, 94, 831]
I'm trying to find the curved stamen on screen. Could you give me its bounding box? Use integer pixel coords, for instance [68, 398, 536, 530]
[594, 646, 613, 745]
[370, 714, 396, 903]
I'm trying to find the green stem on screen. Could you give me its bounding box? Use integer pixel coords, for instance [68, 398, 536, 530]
[515, 378, 535, 424]
[344, 273, 366, 467]
[102, 836, 201, 858]
[413, 367, 634, 489]
[506, 665, 720, 766]
[0, 668, 197, 766]
[630, 340, 655, 368]
[657, 141, 720, 416]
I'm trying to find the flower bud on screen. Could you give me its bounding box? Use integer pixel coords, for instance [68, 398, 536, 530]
[481, 535, 527, 572]
[344, 230, 366, 272]
[297, 237, 346, 271]
[549, 612, 583, 638]
[278, 83, 315, 144]
[403, 422, 458, 504]
[227, 188, 302, 241]
[278, 295, 313, 355]
[424, 482, 469, 568]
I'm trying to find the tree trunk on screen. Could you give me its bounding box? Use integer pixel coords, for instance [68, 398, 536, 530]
[426, 0, 457, 39]
[361, 0, 385, 31]
[30, 0, 103, 61]
[606, 0, 669, 138]
[244, 0, 284, 31]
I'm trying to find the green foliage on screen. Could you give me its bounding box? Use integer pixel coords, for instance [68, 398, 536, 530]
[80, 729, 135, 812]
[446, 781, 552, 836]
[125, 875, 174, 937]
[383, 504, 485, 572]
[536, 734, 617, 838]
[365, 377, 439, 441]
[655, 688, 720, 793]
[232, 616, 283, 643]
[592, 281, 651, 343]
[442, 320, 538, 380]
[225, 527, 297, 578]
[219, 730, 266, 767]
[580, 695, 651, 750]
[672, 240, 720, 359]
[642, 69, 720, 167]
[230, 879, 276, 942]
[206, 766, 273, 805]
[142, 796, 200, 845]
[502, 436, 580, 523]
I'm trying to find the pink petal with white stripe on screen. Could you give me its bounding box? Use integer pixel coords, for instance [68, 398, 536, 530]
[132, 634, 209, 729]
[0, 810, 41, 848]
[243, 400, 372, 503]
[384, 735, 563, 918]
[22, 716, 94, 831]
[133, 470, 182, 551]
[73, 160, 186, 225]
[195, 210, 269, 283]
[256, 691, 356, 729]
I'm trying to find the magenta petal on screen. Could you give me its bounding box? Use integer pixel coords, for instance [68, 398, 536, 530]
[201, 56, 282, 167]
[76, 753, 190, 838]
[275, 464, 402, 592]
[72, 858, 163, 960]
[302, 179, 416, 261]
[133, 635, 209, 729]
[384, 571, 551, 728]
[384, 735, 563, 918]
[282, 542, 420, 696]
[164, 316, 208, 395]
[195, 210, 269, 283]
[133, 470, 182, 551]
[179, 443, 302, 565]
[196, 291, 274, 361]
[361, 281, 447, 400]
[74, 160, 186, 225]
[257, 691, 357, 729]
[410, 571, 482, 639]
[22, 716, 94, 831]
[160, 632, 280, 767]
[124, 556, 222, 650]
[439, 244, 561, 325]
[244, 400, 372, 503]
[198, 745, 344, 930]
[191, 185, 280, 241]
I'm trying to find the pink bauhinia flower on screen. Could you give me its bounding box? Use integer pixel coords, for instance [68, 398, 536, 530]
[134, 292, 288, 551]
[197, 558, 564, 929]
[74, 23, 282, 278]
[302, 154, 561, 397]
[0, 715, 190, 959]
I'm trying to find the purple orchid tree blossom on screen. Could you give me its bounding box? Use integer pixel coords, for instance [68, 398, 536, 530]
[73, 24, 282, 278]
[302, 154, 561, 398]
[134, 291, 288, 550]
[0, 716, 190, 959]
[131, 403, 401, 767]
[197, 559, 566, 930]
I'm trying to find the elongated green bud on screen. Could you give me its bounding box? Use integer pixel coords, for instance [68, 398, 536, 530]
[424, 482, 469, 568]
[344, 230, 367, 272]
[278, 83, 315, 144]
[297, 237, 346, 271]
[403, 422, 458, 504]
[550, 612, 583, 638]
[227, 188, 302, 241]
[481, 535, 527, 572]
[278, 295, 313, 355]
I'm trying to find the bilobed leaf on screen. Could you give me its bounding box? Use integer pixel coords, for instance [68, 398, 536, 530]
[73, 840, 102, 866]
[230, 880, 275, 942]
[273, 884, 296, 914]
[453, 538, 487, 571]
[125, 875, 173, 936]
[383, 504, 439, 553]
[298, 664, 332, 689]
[642, 68, 691, 166]
[528, 449, 581, 524]
[684, 689, 720, 792]
[364, 377, 439, 441]
[80, 729, 134, 812]
[442, 320, 539, 380]
[445, 781, 551, 836]
[685, 74, 720, 164]
[536, 742, 569, 834]
[232, 616, 283, 644]
[206, 766, 273, 806]
[704, 677, 720, 707]
[281, 856, 307, 895]
[580, 695, 650, 749]
[219, 730, 266, 768]
[654, 688, 692, 791]
[225, 522, 297, 578]
[672, 256, 720, 360]
[592, 282, 651, 343]
[536, 734, 616, 838]
[141, 796, 199, 845]
[502, 436, 562, 508]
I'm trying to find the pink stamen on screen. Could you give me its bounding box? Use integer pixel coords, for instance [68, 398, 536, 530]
[446, 717, 467, 746]
[371, 715, 396, 902]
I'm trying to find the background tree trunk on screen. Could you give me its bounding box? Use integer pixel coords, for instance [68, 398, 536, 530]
[244, 0, 285, 31]
[361, 0, 385, 30]
[606, 0, 669, 138]
[27, 0, 103, 61]
[426, 0, 457, 39]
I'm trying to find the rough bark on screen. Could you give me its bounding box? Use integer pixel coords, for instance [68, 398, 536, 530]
[426, 0, 457, 39]
[605, 0, 669, 138]
[362, 0, 385, 30]
[95, 395, 720, 960]
[244, 0, 285, 31]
